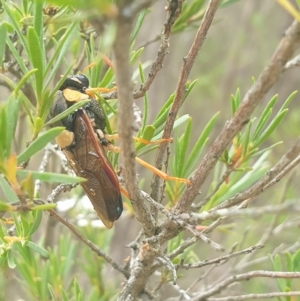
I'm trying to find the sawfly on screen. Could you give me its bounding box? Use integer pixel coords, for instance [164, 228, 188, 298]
[48, 74, 123, 229]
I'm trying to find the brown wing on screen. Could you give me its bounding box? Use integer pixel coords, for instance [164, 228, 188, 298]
[64, 109, 122, 229]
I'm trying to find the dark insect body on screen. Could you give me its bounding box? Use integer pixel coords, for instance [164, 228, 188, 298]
[49, 74, 122, 229]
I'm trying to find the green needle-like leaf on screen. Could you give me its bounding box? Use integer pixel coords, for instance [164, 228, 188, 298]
[176, 117, 192, 177]
[0, 23, 7, 64]
[2, 0, 30, 55]
[17, 127, 65, 164]
[131, 9, 147, 42]
[252, 94, 278, 140]
[279, 90, 297, 112]
[253, 109, 288, 148]
[241, 119, 253, 158]
[17, 170, 86, 184]
[130, 47, 144, 65]
[5, 96, 20, 157]
[0, 176, 19, 203]
[26, 241, 50, 258]
[27, 27, 44, 104]
[183, 112, 219, 175]
[44, 100, 90, 127]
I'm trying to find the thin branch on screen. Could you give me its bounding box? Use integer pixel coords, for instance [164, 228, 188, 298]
[172, 284, 192, 300]
[177, 245, 264, 270]
[194, 271, 300, 300]
[46, 183, 78, 204]
[151, 0, 221, 203]
[156, 253, 177, 285]
[142, 190, 223, 251]
[262, 155, 300, 191]
[235, 229, 300, 272]
[118, 242, 158, 300]
[186, 265, 216, 292]
[134, 0, 184, 99]
[168, 236, 198, 260]
[284, 53, 300, 70]
[196, 166, 235, 210]
[113, 3, 156, 237]
[237, 177, 292, 267]
[47, 208, 130, 278]
[183, 200, 300, 223]
[207, 292, 300, 300]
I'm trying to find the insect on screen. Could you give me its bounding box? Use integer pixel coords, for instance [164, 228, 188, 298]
[48, 74, 123, 229]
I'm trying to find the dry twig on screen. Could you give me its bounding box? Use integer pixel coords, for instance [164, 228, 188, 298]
[194, 271, 300, 300]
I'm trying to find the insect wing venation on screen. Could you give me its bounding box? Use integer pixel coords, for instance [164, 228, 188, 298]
[65, 109, 122, 229]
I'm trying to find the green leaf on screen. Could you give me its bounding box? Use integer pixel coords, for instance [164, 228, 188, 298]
[20, 212, 33, 236]
[0, 106, 7, 159]
[235, 88, 241, 109]
[292, 249, 300, 271]
[7, 250, 16, 269]
[152, 114, 190, 140]
[31, 203, 56, 211]
[285, 252, 293, 289]
[252, 109, 272, 141]
[5, 36, 29, 75]
[286, 252, 293, 272]
[138, 62, 148, 134]
[221, 0, 243, 7]
[27, 27, 44, 104]
[230, 94, 236, 115]
[176, 117, 192, 177]
[0, 74, 35, 122]
[141, 126, 155, 142]
[131, 9, 147, 42]
[279, 90, 297, 112]
[44, 21, 77, 90]
[248, 141, 282, 158]
[0, 176, 19, 203]
[211, 151, 270, 205]
[152, 93, 175, 129]
[136, 125, 155, 152]
[17, 127, 65, 164]
[14, 69, 38, 95]
[241, 119, 253, 157]
[253, 109, 289, 147]
[0, 251, 8, 269]
[183, 112, 219, 175]
[1, 1, 30, 55]
[0, 23, 7, 64]
[272, 254, 287, 292]
[74, 278, 83, 301]
[17, 170, 86, 184]
[130, 47, 144, 65]
[28, 210, 43, 237]
[252, 94, 278, 140]
[33, 2, 44, 41]
[48, 284, 59, 301]
[98, 67, 114, 88]
[62, 289, 69, 301]
[44, 100, 90, 127]
[173, 0, 205, 33]
[26, 241, 50, 258]
[0, 201, 13, 212]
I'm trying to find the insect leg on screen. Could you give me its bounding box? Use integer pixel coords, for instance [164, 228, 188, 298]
[104, 143, 190, 185]
[105, 134, 173, 145]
